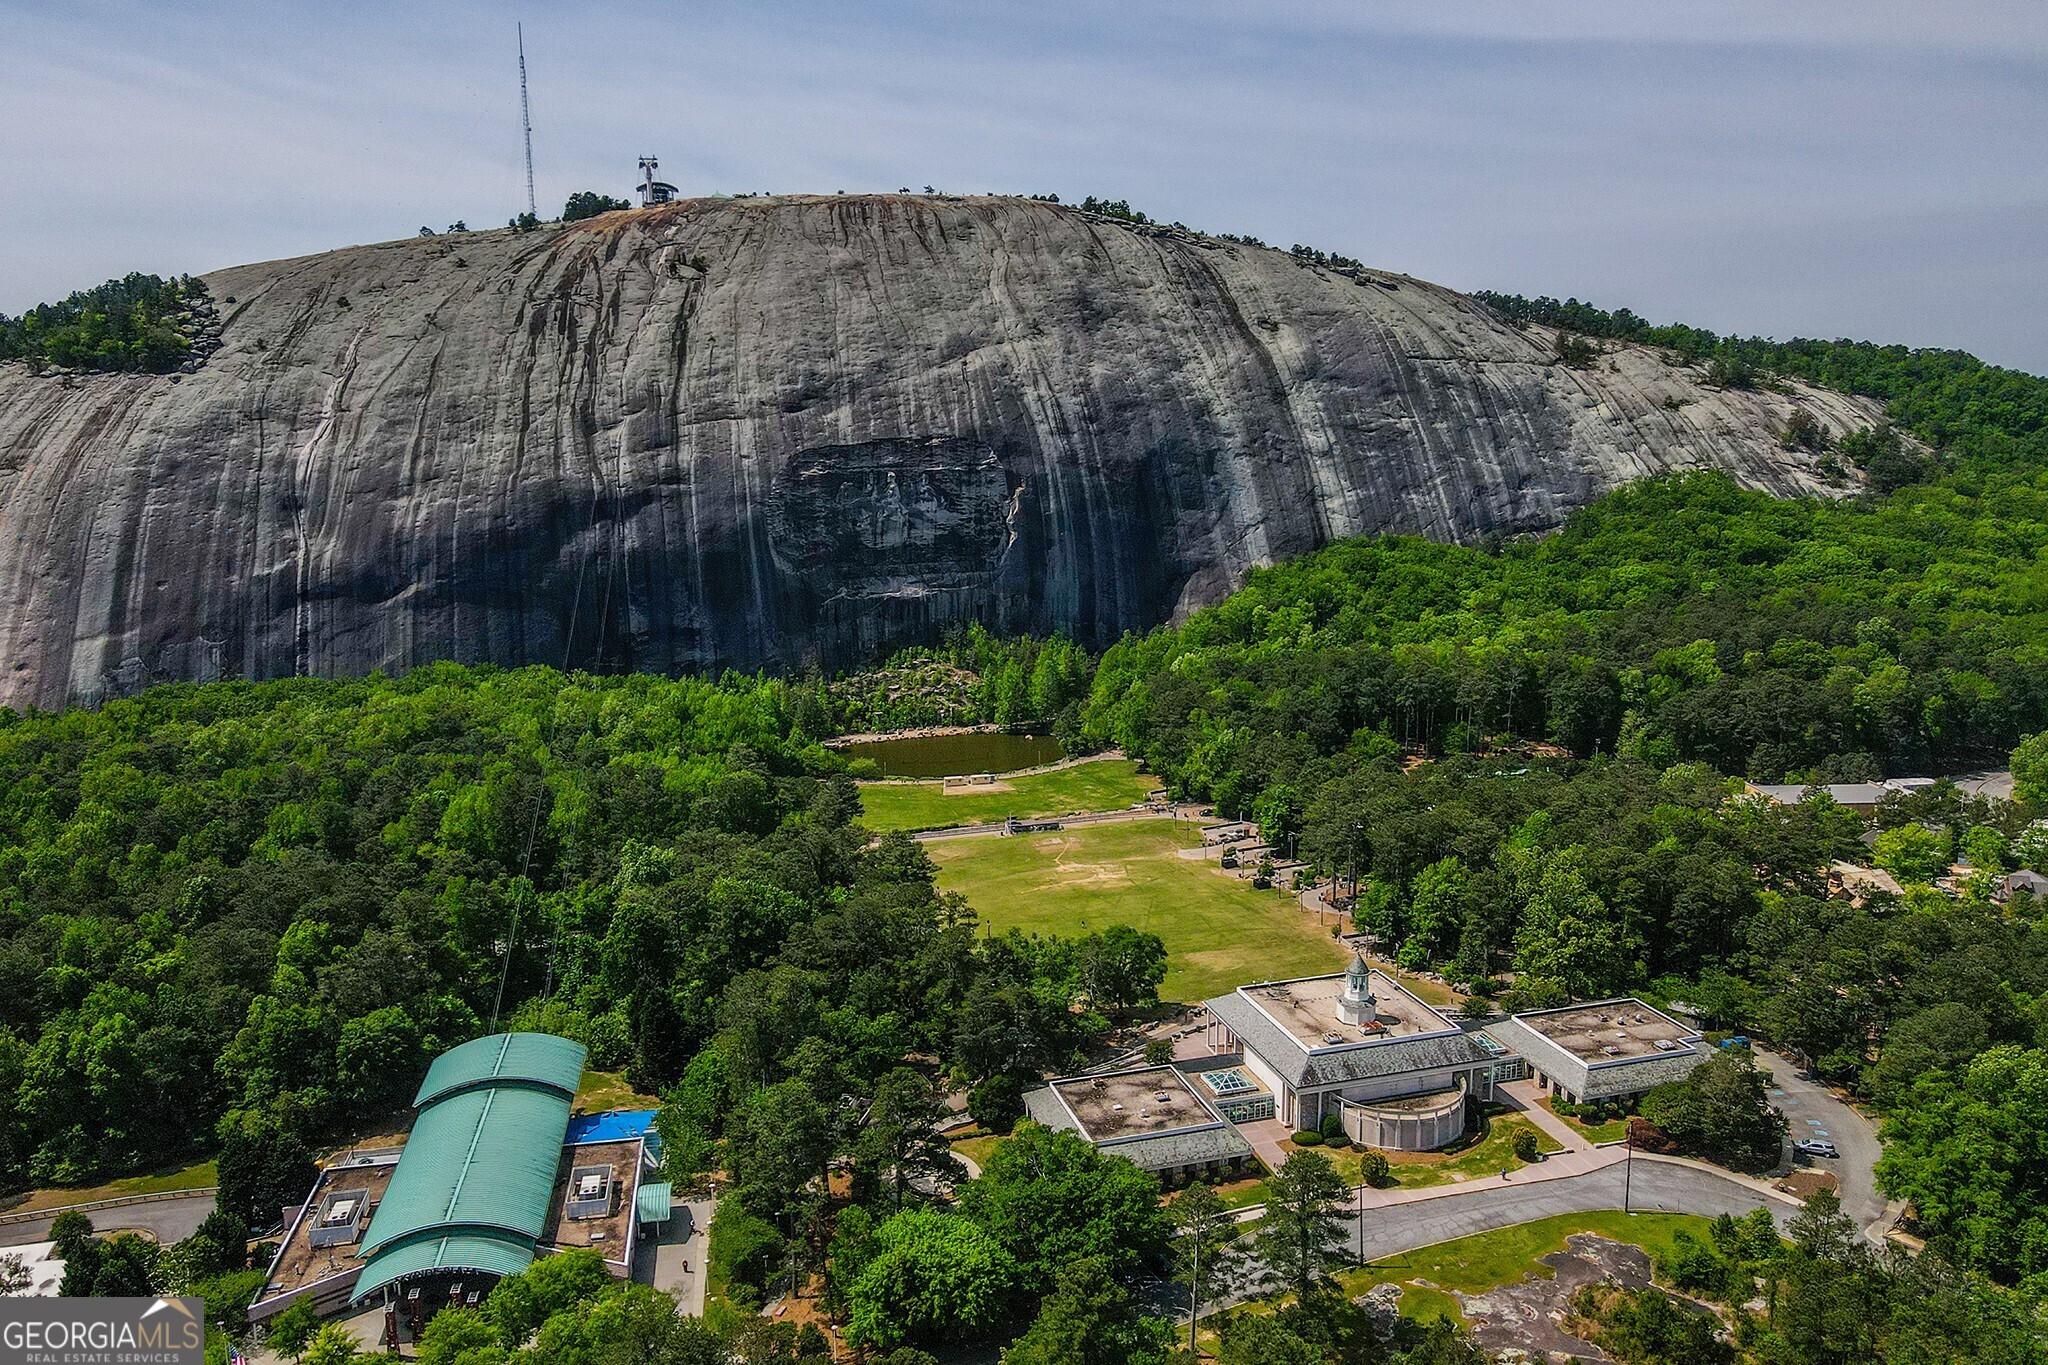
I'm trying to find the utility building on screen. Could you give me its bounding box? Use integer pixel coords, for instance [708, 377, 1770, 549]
[1021, 1065, 1255, 1185]
[1485, 1000, 1705, 1106]
[249, 1033, 664, 1334]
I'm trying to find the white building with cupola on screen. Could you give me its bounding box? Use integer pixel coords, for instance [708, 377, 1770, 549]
[1198, 952, 1498, 1150]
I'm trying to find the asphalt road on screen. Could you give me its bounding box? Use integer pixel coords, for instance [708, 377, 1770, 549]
[1198, 1158, 1796, 1311]
[1342, 1159, 1794, 1265]
[1755, 1048, 1889, 1240]
[0, 1191, 218, 1247]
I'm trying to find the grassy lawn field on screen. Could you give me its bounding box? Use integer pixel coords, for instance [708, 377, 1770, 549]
[2, 1159, 220, 1215]
[858, 758, 1161, 831]
[929, 821, 1348, 1001]
[1235, 1112, 1564, 1208]
[1337, 1211, 1717, 1321]
[1375, 1112, 1564, 1190]
[948, 1130, 1007, 1173]
[577, 1069, 660, 1113]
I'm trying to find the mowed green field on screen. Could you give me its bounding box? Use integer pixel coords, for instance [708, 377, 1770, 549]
[928, 821, 1347, 1002]
[857, 757, 1162, 831]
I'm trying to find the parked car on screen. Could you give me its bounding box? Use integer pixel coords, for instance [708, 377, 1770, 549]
[1794, 1138, 1840, 1158]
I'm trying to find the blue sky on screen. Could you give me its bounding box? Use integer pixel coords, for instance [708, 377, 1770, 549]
[6, 0, 2046, 370]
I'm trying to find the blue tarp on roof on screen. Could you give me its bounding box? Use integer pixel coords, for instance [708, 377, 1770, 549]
[565, 1110, 657, 1145]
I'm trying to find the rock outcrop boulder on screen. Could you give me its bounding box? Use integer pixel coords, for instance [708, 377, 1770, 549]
[0, 195, 1874, 707]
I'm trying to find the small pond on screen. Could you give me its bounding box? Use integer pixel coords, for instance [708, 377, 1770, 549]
[840, 730, 1066, 779]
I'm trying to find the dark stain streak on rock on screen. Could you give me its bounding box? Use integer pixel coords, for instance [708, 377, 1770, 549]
[0, 194, 1871, 707]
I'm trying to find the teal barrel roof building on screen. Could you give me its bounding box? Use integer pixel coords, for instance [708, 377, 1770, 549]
[351, 1032, 588, 1304]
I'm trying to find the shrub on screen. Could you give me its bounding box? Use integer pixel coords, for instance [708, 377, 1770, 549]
[1078, 197, 1149, 224]
[190, 1269, 266, 1334]
[1357, 1151, 1392, 1188]
[707, 1203, 785, 1306]
[1142, 1039, 1174, 1066]
[1290, 1130, 1323, 1147]
[1510, 1127, 1542, 1162]
[968, 1075, 1025, 1134]
[263, 1296, 320, 1356]
[1706, 355, 1759, 389]
[1656, 1230, 1742, 1301]
[1782, 408, 1829, 451]
[562, 191, 631, 222]
[1318, 1113, 1344, 1142]
[1554, 332, 1600, 369]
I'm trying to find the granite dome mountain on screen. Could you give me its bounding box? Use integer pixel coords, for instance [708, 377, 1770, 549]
[0, 194, 1877, 708]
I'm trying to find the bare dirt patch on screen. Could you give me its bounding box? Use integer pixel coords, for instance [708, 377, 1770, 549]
[1776, 1168, 1838, 1200]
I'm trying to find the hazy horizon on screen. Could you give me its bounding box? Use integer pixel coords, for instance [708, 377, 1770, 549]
[6, 0, 2046, 371]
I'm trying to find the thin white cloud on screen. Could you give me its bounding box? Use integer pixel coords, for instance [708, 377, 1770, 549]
[1, 0, 2042, 370]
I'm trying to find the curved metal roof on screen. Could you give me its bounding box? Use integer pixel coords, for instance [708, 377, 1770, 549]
[353, 1230, 537, 1304]
[359, 1083, 573, 1257]
[413, 1032, 587, 1107]
[635, 1181, 673, 1225]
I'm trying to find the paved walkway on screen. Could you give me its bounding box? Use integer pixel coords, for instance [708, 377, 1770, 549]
[660, 1197, 714, 1317]
[1497, 1079, 1590, 1153]
[1235, 1119, 1296, 1176]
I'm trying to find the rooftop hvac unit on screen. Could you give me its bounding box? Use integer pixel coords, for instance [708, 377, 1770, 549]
[1654, 1039, 1678, 1051]
[1155, 1092, 1173, 1103]
[1601, 1046, 1621, 1055]
[567, 1164, 615, 1220]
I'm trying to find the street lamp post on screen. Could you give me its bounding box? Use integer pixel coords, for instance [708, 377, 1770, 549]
[1622, 1117, 1635, 1214]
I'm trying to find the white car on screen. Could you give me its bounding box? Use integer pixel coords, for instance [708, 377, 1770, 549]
[1794, 1138, 1839, 1159]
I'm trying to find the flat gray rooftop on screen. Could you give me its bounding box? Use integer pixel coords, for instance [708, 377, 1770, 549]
[1051, 1067, 1216, 1141]
[1242, 972, 1455, 1050]
[1518, 1001, 1695, 1062]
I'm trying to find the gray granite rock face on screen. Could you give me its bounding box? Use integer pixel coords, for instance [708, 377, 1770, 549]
[0, 195, 1876, 707]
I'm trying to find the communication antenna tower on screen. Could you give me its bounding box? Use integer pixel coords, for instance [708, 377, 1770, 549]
[517, 23, 537, 217]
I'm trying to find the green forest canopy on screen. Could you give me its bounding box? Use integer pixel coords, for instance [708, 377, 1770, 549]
[5, 255, 2048, 1357]
[0, 272, 211, 374]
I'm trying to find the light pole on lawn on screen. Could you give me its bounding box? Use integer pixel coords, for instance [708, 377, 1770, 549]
[1623, 1116, 1635, 1214]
